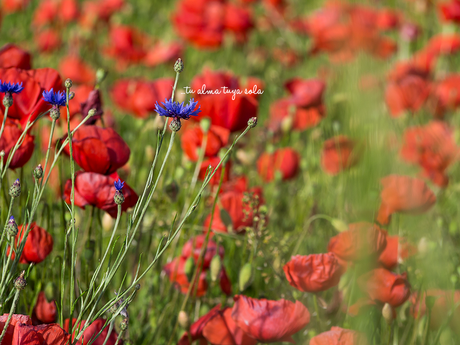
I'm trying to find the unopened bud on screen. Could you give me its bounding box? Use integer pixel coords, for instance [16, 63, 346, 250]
[88, 108, 97, 117]
[330, 218, 348, 232]
[34, 164, 43, 180]
[174, 58, 184, 73]
[178, 310, 189, 329]
[418, 237, 429, 256]
[6, 216, 18, 237]
[9, 179, 21, 198]
[96, 69, 108, 85]
[210, 255, 222, 282]
[114, 190, 125, 205]
[169, 118, 182, 132]
[44, 282, 56, 302]
[14, 271, 26, 290]
[184, 257, 195, 283]
[65, 78, 72, 89]
[382, 303, 394, 324]
[135, 284, 141, 290]
[120, 317, 129, 331]
[425, 296, 436, 311]
[200, 118, 211, 134]
[50, 105, 60, 120]
[3, 93, 13, 107]
[248, 117, 257, 128]
[68, 91, 75, 100]
[239, 263, 253, 292]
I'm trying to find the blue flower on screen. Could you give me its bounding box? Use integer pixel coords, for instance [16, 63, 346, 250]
[155, 98, 201, 120]
[114, 179, 124, 191]
[0, 81, 24, 94]
[42, 88, 66, 107]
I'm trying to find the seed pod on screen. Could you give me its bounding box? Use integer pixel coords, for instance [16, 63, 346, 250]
[210, 255, 222, 282]
[239, 263, 253, 292]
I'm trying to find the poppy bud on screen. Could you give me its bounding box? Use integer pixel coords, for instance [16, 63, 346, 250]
[210, 254, 222, 282]
[200, 118, 211, 134]
[330, 218, 348, 232]
[102, 213, 114, 232]
[120, 317, 129, 331]
[83, 240, 95, 261]
[170, 118, 182, 132]
[14, 271, 26, 290]
[281, 115, 293, 134]
[96, 69, 108, 85]
[184, 257, 195, 283]
[65, 78, 72, 89]
[34, 164, 43, 180]
[418, 237, 429, 256]
[9, 179, 21, 198]
[425, 296, 436, 311]
[382, 303, 394, 323]
[3, 93, 12, 107]
[178, 310, 189, 329]
[6, 216, 18, 237]
[239, 263, 253, 291]
[44, 281, 56, 302]
[248, 117, 258, 128]
[114, 190, 125, 205]
[174, 58, 184, 73]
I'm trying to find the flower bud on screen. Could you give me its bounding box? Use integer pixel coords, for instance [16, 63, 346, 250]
[238, 263, 253, 292]
[210, 254, 222, 282]
[69, 91, 75, 100]
[184, 257, 195, 283]
[114, 190, 125, 205]
[425, 296, 436, 311]
[135, 284, 141, 290]
[6, 216, 18, 237]
[14, 271, 26, 291]
[178, 310, 189, 329]
[120, 317, 129, 331]
[169, 118, 182, 132]
[174, 58, 184, 73]
[44, 281, 56, 302]
[88, 108, 97, 117]
[50, 105, 60, 120]
[96, 69, 108, 85]
[65, 78, 72, 89]
[248, 117, 258, 128]
[330, 218, 348, 232]
[200, 118, 211, 134]
[9, 179, 21, 198]
[34, 164, 43, 180]
[382, 303, 394, 324]
[83, 240, 95, 261]
[3, 93, 12, 107]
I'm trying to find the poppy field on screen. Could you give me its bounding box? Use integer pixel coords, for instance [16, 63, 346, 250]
[2, 0, 460, 344]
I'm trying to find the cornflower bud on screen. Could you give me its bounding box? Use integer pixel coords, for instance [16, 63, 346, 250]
[114, 179, 125, 205]
[9, 179, 21, 198]
[14, 271, 26, 290]
[6, 216, 18, 237]
[120, 317, 129, 331]
[2, 93, 12, 107]
[174, 58, 184, 73]
[33, 164, 43, 180]
[248, 117, 258, 128]
[169, 118, 182, 132]
[65, 78, 72, 89]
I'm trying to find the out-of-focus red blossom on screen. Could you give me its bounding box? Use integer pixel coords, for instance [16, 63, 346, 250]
[198, 156, 231, 185]
[377, 175, 436, 225]
[358, 268, 411, 307]
[272, 47, 300, 67]
[283, 253, 343, 292]
[36, 29, 62, 53]
[181, 235, 224, 269]
[1, 0, 30, 13]
[64, 318, 118, 345]
[143, 41, 184, 67]
[269, 78, 326, 132]
[376, 9, 401, 31]
[79, 0, 124, 28]
[425, 34, 460, 57]
[163, 257, 208, 297]
[110, 78, 173, 118]
[59, 55, 95, 85]
[202, 307, 258, 345]
[13, 222, 53, 264]
[378, 235, 417, 270]
[13, 323, 71, 345]
[33, 0, 79, 27]
[173, 0, 253, 49]
[66, 84, 93, 118]
[231, 295, 310, 343]
[80, 89, 104, 124]
[64, 125, 130, 175]
[429, 74, 460, 117]
[0, 44, 31, 69]
[204, 176, 263, 234]
[181, 125, 230, 161]
[178, 305, 221, 345]
[0, 314, 32, 345]
[439, 0, 460, 23]
[257, 148, 300, 182]
[0, 119, 34, 169]
[104, 25, 148, 67]
[400, 23, 421, 42]
[33, 292, 57, 324]
[310, 327, 369, 345]
[63, 172, 138, 218]
[327, 222, 387, 263]
[321, 135, 358, 175]
[0, 67, 63, 125]
[410, 290, 460, 330]
[400, 121, 458, 187]
[190, 69, 261, 132]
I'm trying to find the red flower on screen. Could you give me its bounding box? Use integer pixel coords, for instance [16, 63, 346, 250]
[0, 119, 34, 169]
[310, 327, 368, 345]
[1, 0, 30, 13]
[163, 257, 208, 297]
[283, 253, 343, 292]
[110, 78, 173, 118]
[181, 125, 230, 161]
[59, 55, 95, 85]
[14, 222, 53, 264]
[231, 295, 310, 343]
[357, 268, 411, 307]
[13, 323, 70, 345]
[63, 172, 138, 218]
[65, 125, 130, 175]
[64, 318, 118, 345]
[0, 44, 31, 69]
[0, 67, 64, 125]
[202, 307, 258, 345]
[285, 78, 325, 108]
[36, 29, 62, 53]
[181, 234, 224, 269]
[378, 236, 417, 270]
[376, 175, 436, 225]
[0, 314, 32, 345]
[439, 0, 460, 23]
[327, 222, 387, 262]
[429, 74, 460, 117]
[257, 148, 300, 182]
[33, 292, 57, 324]
[143, 41, 184, 67]
[32, 0, 79, 27]
[104, 25, 148, 67]
[178, 305, 222, 345]
[321, 135, 358, 175]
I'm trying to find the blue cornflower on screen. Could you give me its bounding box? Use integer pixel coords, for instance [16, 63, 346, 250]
[42, 88, 66, 107]
[114, 179, 124, 191]
[155, 98, 201, 120]
[0, 81, 24, 94]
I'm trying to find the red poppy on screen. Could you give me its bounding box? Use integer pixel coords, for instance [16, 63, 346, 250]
[80, 89, 104, 124]
[181, 235, 224, 269]
[79, 0, 124, 28]
[32, 0, 79, 27]
[439, 0, 460, 23]
[163, 256, 208, 297]
[0, 67, 64, 125]
[104, 25, 148, 67]
[327, 222, 387, 262]
[64, 318, 118, 345]
[178, 305, 222, 345]
[310, 327, 368, 345]
[272, 48, 300, 67]
[64, 125, 130, 175]
[181, 125, 230, 161]
[285, 78, 325, 108]
[1, 0, 30, 13]
[36, 29, 62, 53]
[33, 292, 57, 324]
[110, 78, 173, 118]
[224, 3, 253, 43]
[357, 268, 411, 307]
[63, 171, 138, 218]
[143, 41, 184, 67]
[283, 253, 343, 293]
[429, 74, 460, 117]
[231, 295, 310, 343]
[13, 323, 71, 345]
[269, 98, 326, 132]
[376, 175, 436, 225]
[321, 135, 358, 175]
[59, 55, 95, 85]
[0, 44, 31, 69]
[13, 222, 53, 264]
[378, 236, 417, 270]
[376, 9, 401, 31]
[425, 34, 460, 57]
[202, 307, 258, 345]
[0, 119, 35, 169]
[257, 148, 300, 182]
[0, 314, 32, 345]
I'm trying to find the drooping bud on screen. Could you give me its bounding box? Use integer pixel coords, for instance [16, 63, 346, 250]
[330, 218, 348, 232]
[14, 271, 26, 290]
[184, 257, 195, 283]
[44, 281, 56, 302]
[50, 105, 60, 120]
[3, 93, 13, 107]
[210, 254, 222, 282]
[238, 263, 253, 292]
[169, 118, 182, 132]
[96, 69, 108, 85]
[174, 58, 184, 73]
[6, 216, 18, 237]
[9, 179, 21, 198]
[382, 303, 394, 324]
[34, 164, 43, 180]
[178, 310, 189, 329]
[65, 78, 73, 89]
[83, 240, 95, 261]
[120, 317, 129, 331]
[248, 117, 258, 128]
